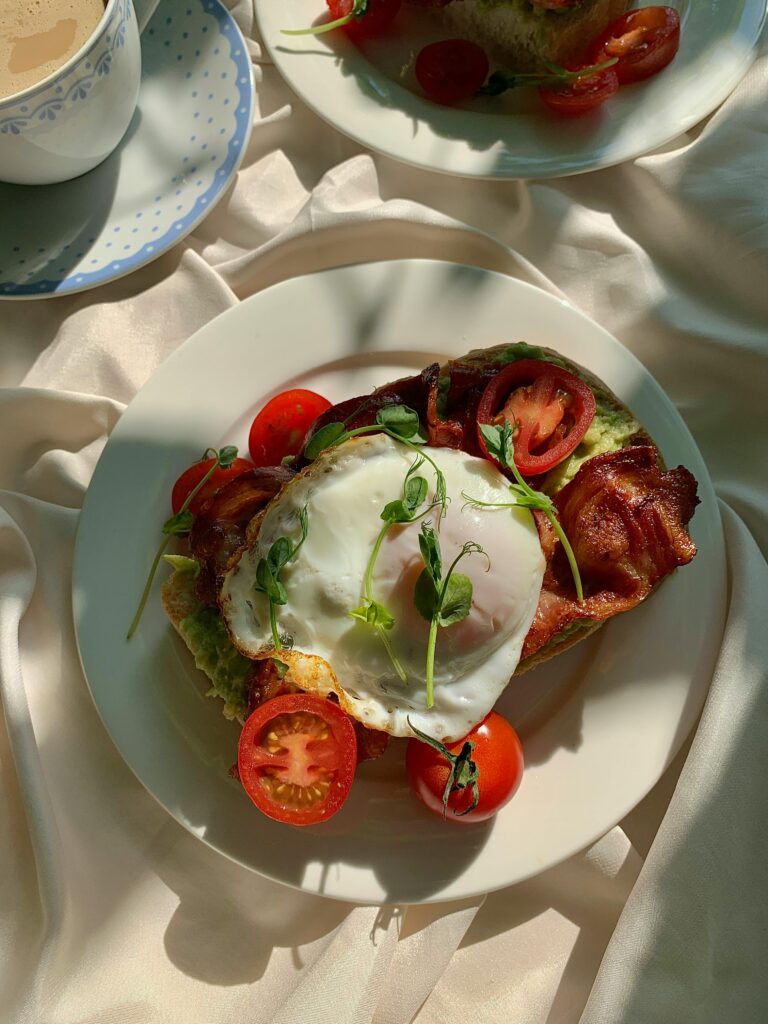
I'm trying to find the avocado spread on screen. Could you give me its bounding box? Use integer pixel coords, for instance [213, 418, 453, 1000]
[542, 401, 639, 495]
[178, 605, 251, 721]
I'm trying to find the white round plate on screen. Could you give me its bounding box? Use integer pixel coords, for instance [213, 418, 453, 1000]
[73, 260, 725, 904]
[257, 0, 766, 179]
[0, 0, 253, 298]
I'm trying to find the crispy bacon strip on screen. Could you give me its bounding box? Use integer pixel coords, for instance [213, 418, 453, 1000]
[521, 446, 699, 660]
[189, 467, 293, 606]
[304, 364, 437, 446]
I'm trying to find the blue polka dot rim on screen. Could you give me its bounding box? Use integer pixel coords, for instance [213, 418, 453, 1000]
[0, 0, 254, 299]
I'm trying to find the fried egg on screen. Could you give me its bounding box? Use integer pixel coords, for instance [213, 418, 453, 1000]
[220, 434, 545, 741]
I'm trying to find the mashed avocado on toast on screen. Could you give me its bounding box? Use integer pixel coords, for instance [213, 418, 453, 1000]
[162, 343, 641, 720]
[163, 562, 250, 722]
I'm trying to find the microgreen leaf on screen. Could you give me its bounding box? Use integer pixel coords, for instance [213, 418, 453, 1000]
[253, 505, 310, 650]
[161, 554, 200, 577]
[127, 445, 239, 640]
[404, 472, 429, 510]
[162, 509, 194, 537]
[303, 421, 346, 460]
[479, 421, 514, 470]
[376, 404, 423, 440]
[438, 572, 473, 627]
[407, 718, 480, 818]
[266, 536, 293, 577]
[218, 445, 238, 469]
[418, 522, 442, 588]
[413, 526, 485, 707]
[413, 568, 439, 622]
[349, 600, 395, 630]
[272, 658, 290, 679]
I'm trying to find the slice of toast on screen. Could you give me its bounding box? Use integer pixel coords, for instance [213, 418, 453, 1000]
[434, 0, 629, 72]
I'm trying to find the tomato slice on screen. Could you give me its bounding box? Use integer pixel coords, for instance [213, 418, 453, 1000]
[171, 456, 253, 516]
[248, 389, 332, 467]
[538, 65, 619, 117]
[589, 7, 681, 85]
[327, 0, 401, 39]
[415, 40, 489, 106]
[238, 693, 357, 826]
[477, 359, 596, 476]
[406, 712, 524, 823]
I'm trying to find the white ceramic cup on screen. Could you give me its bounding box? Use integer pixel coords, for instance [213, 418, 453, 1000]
[0, 0, 161, 185]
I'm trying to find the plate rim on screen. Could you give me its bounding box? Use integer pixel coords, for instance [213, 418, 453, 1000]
[255, 0, 768, 180]
[72, 258, 726, 903]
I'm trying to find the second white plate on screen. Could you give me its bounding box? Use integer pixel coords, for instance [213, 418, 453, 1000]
[258, 0, 766, 178]
[73, 260, 725, 904]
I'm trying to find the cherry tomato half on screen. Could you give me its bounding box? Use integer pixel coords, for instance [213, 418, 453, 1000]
[415, 40, 489, 106]
[589, 7, 681, 85]
[539, 65, 619, 117]
[477, 359, 597, 476]
[171, 456, 253, 516]
[248, 388, 332, 467]
[238, 693, 358, 826]
[406, 712, 524, 823]
[327, 0, 401, 40]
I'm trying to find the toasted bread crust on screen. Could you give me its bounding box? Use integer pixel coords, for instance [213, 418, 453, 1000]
[161, 569, 199, 635]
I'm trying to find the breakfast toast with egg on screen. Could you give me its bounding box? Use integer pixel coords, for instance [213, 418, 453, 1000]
[418, 0, 630, 73]
[162, 342, 698, 740]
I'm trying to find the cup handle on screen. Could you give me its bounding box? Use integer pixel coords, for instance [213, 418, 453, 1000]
[132, 0, 163, 33]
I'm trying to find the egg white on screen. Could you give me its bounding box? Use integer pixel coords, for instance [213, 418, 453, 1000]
[221, 434, 545, 741]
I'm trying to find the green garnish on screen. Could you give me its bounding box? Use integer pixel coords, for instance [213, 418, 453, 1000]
[349, 456, 435, 681]
[271, 657, 290, 679]
[478, 58, 619, 98]
[127, 445, 238, 640]
[161, 554, 200, 577]
[407, 717, 480, 818]
[413, 522, 487, 709]
[253, 506, 309, 651]
[466, 421, 584, 602]
[304, 404, 448, 520]
[282, 0, 369, 37]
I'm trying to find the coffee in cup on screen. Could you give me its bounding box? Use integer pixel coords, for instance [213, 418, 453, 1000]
[0, 0, 108, 100]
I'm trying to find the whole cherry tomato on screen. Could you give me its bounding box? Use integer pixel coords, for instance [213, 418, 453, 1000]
[248, 388, 332, 467]
[477, 359, 597, 476]
[171, 456, 253, 516]
[539, 64, 619, 116]
[589, 7, 681, 85]
[238, 693, 358, 826]
[327, 0, 402, 40]
[406, 711, 524, 823]
[415, 39, 490, 105]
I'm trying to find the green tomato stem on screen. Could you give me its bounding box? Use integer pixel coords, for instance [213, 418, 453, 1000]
[269, 600, 282, 651]
[425, 616, 438, 708]
[547, 510, 584, 603]
[127, 452, 226, 640]
[365, 523, 389, 601]
[281, 12, 353, 36]
[377, 625, 407, 683]
[126, 534, 171, 640]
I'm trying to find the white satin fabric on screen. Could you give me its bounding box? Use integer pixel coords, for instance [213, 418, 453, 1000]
[1, 4, 766, 1022]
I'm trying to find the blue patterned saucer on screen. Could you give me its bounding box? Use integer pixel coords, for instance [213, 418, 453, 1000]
[0, 0, 253, 298]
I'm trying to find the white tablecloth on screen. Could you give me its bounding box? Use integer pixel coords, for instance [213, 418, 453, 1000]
[2, 4, 767, 1022]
